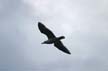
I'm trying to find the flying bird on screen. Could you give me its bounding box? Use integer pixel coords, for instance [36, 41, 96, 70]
[38, 22, 71, 54]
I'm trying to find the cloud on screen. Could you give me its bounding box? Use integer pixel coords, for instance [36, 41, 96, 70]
[0, 0, 108, 71]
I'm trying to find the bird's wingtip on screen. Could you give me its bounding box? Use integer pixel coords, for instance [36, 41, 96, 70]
[38, 22, 41, 23]
[38, 22, 44, 27]
[38, 22, 41, 25]
[67, 52, 71, 55]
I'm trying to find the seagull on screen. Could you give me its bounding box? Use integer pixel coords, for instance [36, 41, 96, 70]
[38, 22, 71, 54]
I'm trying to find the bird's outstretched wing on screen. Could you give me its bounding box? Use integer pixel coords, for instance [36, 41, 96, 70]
[54, 41, 71, 54]
[38, 22, 56, 39]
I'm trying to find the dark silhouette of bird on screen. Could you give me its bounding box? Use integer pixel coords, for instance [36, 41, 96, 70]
[38, 22, 71, 54]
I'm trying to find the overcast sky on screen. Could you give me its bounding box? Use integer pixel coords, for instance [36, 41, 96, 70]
[0, 0, 108, 71]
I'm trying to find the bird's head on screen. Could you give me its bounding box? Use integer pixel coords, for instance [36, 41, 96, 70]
[61, 36, 65, 39]
[58, 36, 65, 40]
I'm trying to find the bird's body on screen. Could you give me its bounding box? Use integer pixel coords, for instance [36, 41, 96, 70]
[42, 36, 65, 44]
[38, 22, 71, 54]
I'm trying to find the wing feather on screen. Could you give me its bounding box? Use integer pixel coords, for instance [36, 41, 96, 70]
[54, 41, 71, 54]
[38, 22, 56, 39]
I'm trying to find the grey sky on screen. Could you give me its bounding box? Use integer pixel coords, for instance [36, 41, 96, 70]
[0, 0, 108, 71]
